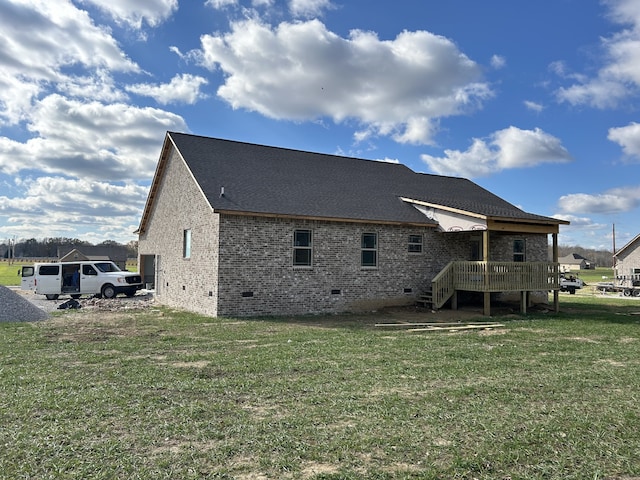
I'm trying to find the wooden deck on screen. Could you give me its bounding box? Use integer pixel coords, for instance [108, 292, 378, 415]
[432, 261, 561, 313]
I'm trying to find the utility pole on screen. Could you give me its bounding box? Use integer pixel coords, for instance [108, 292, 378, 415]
[8, 236, 16, 265]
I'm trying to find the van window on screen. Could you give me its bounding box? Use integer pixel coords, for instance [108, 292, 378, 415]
[83, 265, 98, 275]
[22, 266, 35, 277]
[95, 262, 121, 272]
[39, 265, 59, 275]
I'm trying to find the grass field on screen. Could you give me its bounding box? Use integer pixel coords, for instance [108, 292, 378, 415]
[1, 296, 640, 479]
[0, 261, 29, 286]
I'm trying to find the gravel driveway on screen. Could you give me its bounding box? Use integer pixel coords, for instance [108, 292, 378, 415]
[6, 286, 155, 318]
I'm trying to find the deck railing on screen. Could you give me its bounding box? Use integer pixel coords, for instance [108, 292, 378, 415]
[432, 261, 560, 309]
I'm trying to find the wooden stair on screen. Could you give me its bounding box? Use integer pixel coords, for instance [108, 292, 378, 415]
[416, 289, 433, 308]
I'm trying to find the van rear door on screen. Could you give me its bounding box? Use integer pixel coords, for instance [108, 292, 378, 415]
[21, 266, 35, 290]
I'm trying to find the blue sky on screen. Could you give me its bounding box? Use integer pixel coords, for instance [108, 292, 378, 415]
[1, 0, 639, 250]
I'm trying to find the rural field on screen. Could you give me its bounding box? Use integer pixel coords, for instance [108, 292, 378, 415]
[1, 293, 640, 479]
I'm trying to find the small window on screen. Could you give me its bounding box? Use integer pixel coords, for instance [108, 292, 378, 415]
[408, 234, 423, 253]
[293, 229, 312, 266]
[39, 265, 59, 275]
[183, 229, 192, 259]
[513, 239, 525, 262]
[361, 233, 377, 267]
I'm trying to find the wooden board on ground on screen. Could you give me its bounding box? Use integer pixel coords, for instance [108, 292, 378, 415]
[374, 321, 505, 333]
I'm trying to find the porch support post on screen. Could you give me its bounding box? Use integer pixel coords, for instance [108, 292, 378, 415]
[483, 292, 491, 316]
[552, 232, 560, 313]
[482, 229, 491, 315]
[482, 230, 489, 261]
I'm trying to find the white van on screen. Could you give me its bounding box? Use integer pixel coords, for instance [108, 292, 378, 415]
[21, 261, 143, 300]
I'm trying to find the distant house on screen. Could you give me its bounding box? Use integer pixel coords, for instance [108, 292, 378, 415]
[58, 246, 128, 270]
[137, 132, 568, 317]
[614, 233, 640, 282]
[559, 253, 592, 272]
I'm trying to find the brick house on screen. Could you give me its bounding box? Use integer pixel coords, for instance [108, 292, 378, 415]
[137, 132, 568, 317]
[614, 233, 640, 282]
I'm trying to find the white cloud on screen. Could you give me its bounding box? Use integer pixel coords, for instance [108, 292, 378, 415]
[205, 0, 238, 9]
[0, 0, 138, 125]
[81, 0, 178, 28]
[608, 122, 640, 160]
[552, 213, 600, 227]
[289, 0, 335, 18]
[493, 126, 572, 168]
[194, 18, 492, 145]
[555, 0, 640, 108]
[0, 95, 187, 181]
[421, 126, 572, 177]
[0, 177, 148, 243]
[524, 100, 544, 112]
[557, 185, 640, 214]
[490, 54, 506, 69]
[126, 74, 209, 105]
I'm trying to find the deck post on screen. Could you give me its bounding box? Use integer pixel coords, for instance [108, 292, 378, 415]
[552, 232, 560, 313]
[483, 291, 491, 316]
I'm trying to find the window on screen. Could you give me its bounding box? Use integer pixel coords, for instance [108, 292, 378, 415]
[361, 233, 377, 267]
[95, 262, 120, 272]
[513, 239, 525, 262]
[39, 265, 59, 275]
[293, 229, 312, 266]
[408, 234, 423, 253]
[183, 229, 192, 259]
[83, 265, 97, 276]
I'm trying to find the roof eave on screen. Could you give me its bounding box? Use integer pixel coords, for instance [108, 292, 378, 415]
[214, 208, 438, 227]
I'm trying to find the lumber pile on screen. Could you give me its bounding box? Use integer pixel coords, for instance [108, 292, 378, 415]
[375, 321, 504, 333]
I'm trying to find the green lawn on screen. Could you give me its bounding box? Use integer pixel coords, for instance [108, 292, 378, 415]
[0, 261, 29, 286]
[1, 297, 640, 479]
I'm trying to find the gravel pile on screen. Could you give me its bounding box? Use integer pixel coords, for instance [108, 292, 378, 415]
[0, 285, 49, 322]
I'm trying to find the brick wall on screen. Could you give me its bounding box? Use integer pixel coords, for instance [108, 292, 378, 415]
[488, 232, 548, 262]
[215, 216, 443, 316]
[138, 146, 221, 316]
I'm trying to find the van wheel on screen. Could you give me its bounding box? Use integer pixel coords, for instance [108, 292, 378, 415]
[45, 294, 59, 300]
[101, 284, 116, 299]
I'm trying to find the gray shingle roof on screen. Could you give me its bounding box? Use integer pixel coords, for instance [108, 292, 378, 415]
[167, 132, 562, 226]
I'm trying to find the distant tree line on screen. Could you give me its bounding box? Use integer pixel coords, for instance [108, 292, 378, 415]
[552, 245, 614, 269]
[1, 238, 138, 259]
